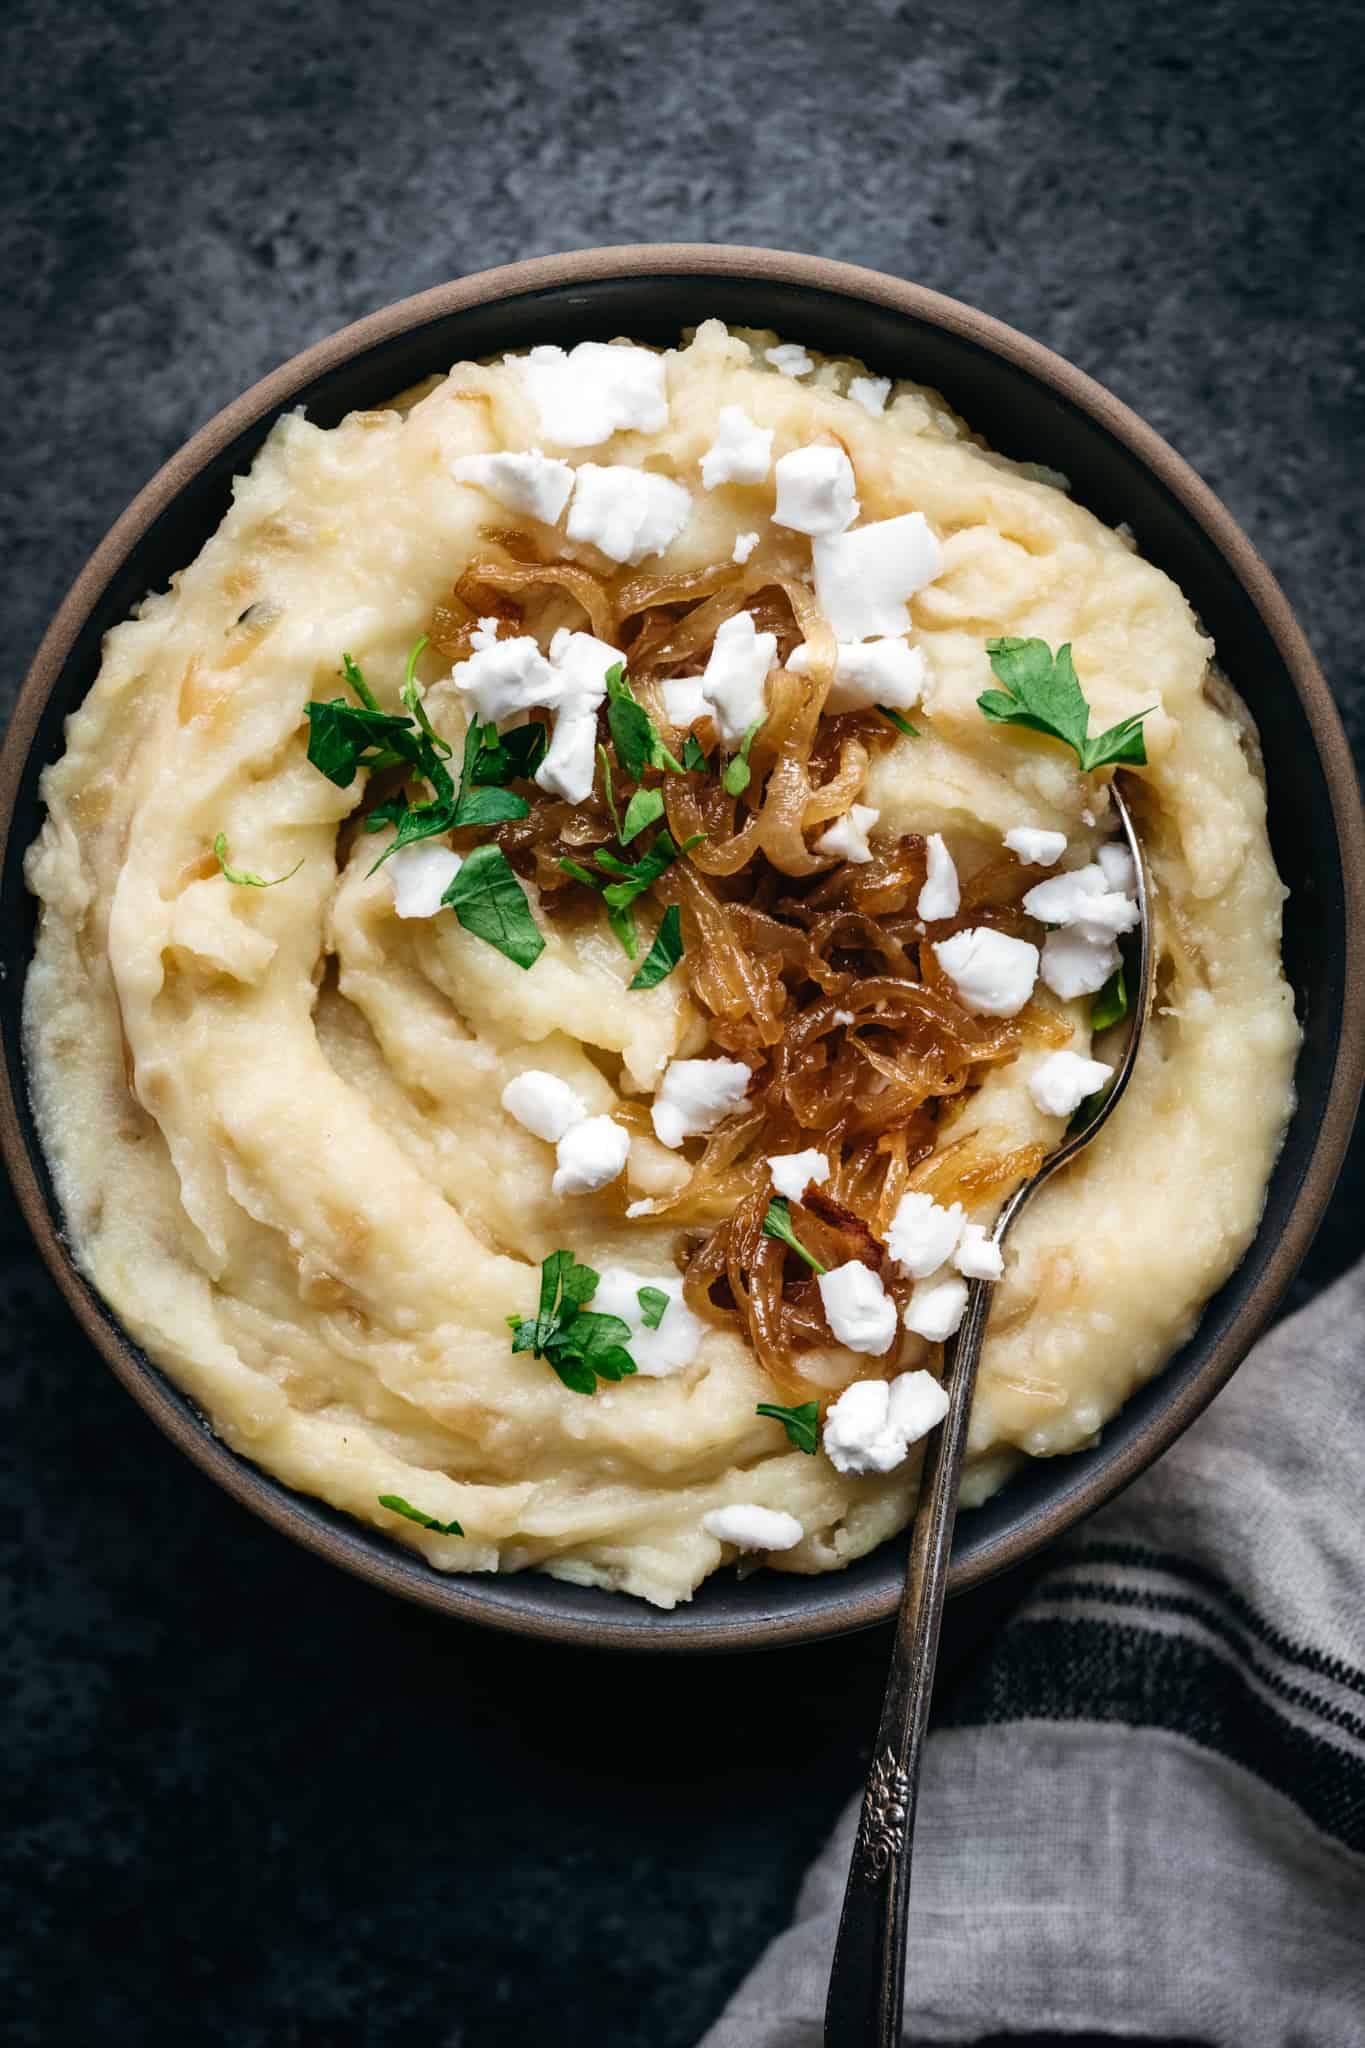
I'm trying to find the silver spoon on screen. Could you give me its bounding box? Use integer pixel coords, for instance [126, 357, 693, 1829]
[824, 781, 1153, 2048]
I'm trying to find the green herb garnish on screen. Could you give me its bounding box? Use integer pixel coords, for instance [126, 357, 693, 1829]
[755, 1400, 821, 1455]
[761, 1196, 828, 1276]
[211, 833, 303, 889]
[681, 732, 709, 773]
[441, 843, 545, 969]
[636, 1286, 670, 1329]
[979, 638, 1152, 772]
[449, 717, 532, 830]
[628, 903, 684, 990]
[722, 716, 765, 796]
[621, 785, 666, 843]
[877, 705, 919, 738]
[560, 830, 702, 967]
[400, 635, 451, 758]
[605, 664, 684, 779]
[507, 1249, 638, 1395]
[1091, 962, 1128, 1032]
[378, 1493, 465, 1535]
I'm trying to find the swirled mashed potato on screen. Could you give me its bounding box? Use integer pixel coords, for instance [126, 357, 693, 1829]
[24, 321, 1297, 1607]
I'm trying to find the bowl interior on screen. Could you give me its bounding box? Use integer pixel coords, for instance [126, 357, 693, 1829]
[1, 262, 1355, 1649]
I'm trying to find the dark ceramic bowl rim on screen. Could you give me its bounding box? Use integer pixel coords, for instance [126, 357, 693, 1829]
[2, 244, 1362, 1652]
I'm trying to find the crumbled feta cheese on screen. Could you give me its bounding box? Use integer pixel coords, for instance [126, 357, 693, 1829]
[832, 1009, 856, 1027]
[764, 343, 813, 378]
[772, 446, 859, 537]
[450, 448, 575, 525]
[388, 843, 462, 919]
[1023, 865, 1138, 939]
[812, 514, 943, 642]
[699, 610, 777, 742]
[1098, 842, 1138, 894]
[1004, 826, 1067, 866]
[767, 1148, 831, 1201]
[470, 616, 502, 650]
[591, 1265, 706, 1377]
[551, 1115, 630, 1196]
[1040, 928, 1122, 999]
[934, 928, 1039, 1016]
[904, 1272, 969, 1342]
[625, 1198, 659, 1219]
[651, 1057, 751, 1148]
[732, 530, 760, 565]
[1029, 1049, 1115, 1118]
[535, 708, 596, 804]
[518, 341, 668, 447]
[662, 675, 709, 728]
[455, 636, 559, 723]
[848, 375, 891, 415]
[818, 1260, 898, 1355]
[787, 636, 924, 714]
[887, 1191, 965, 1278]
[501, 1069, 589, 1144]
[814, 802, 879, 865]
[534, 629, 623, 803]
[823, 1369, 949, 1475]
[954, 1223, 1004, 1281]
[547, 626, 622, 697]
[702, 1503, 804, 1551]
[700, 406, 773, 488]
[917, 833, 960, 922]
[565, 464, 692, 564]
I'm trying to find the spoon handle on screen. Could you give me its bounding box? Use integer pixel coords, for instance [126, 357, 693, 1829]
[823, 1276, 993, 2048]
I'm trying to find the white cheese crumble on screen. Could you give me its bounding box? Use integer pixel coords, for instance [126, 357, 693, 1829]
[702, 1503, 804, 1551]
[764, 343, 813, 378]
[954, 1223, 1004, 1281]
[732, 530, 760, 564]
[388, 843, 462, 919]
[591, 1265, 706, 1377]
[904, 1272, 969, 1342]
[501, 1069, 588, 1144]
[535, 629, 623, 803]
[450, 448, 575, 525]
[887, 1191, 965, 1278]
[767, 1148, 831, 1201]
[661, 675, 709, 728]
[551, 1115, 631, 1197]
[815, 802, 879, 865]
[565, 464, 692, 564]
[823, 1370, 949, 1475]
[699, 610, 777, 743]
[1023, 865, 1139, 939]
[455, 636, 559, 724]
[787, 636, 924, 715]
[1041, 928, 1121, 1000]
[772, 446, 859, 537]
[812, 513, 943, 642]
[848, 375, 890, 415]
[934, 928, 1039, 1016]
[1004, 826, 1068, 866]
[1098, 842, 1138, 894]
[651, 1057, 751, 1149]
[700, 406, 773, 488]
[1029, 1049, 1115, 1118]
[518, 341, 668, 447]
[817, 1260, 898, 1355]
[917, 833, 960, 922]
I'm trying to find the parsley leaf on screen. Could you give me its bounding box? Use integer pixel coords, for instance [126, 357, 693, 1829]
[877, 705, 919, 738]
[400, 635, 451, 758]
[212, 833, 303, 889]
[564, 830, 703, 964]
[341, 652, 381, 711]
[722, 716, 765, 796]
[761, 1196, 828, 1275]
[756, 1400, 821, 1455]
[507, 1249, 639, 1394]
[628, 903, 683, 990]
[979, 638, 1153, 773]
[469, 719, 547, 787]
[306, 698, 419, 787]
[621, 786, 665, 843]
[681, 732, 709, 773]
[636, 1285, 670, 1329]
[378, 1493, 465, 1535]
[451, 716, 532, 829]
[442, 844, 545, 969]
[606, 664, 684, 780]
[1091, 961, 1128, 1032]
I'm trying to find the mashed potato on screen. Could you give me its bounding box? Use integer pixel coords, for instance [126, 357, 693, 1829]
[23, 322, 1298, 1607]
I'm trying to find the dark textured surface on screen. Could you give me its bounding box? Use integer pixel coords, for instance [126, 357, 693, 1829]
[2, 1, 1362, 2043]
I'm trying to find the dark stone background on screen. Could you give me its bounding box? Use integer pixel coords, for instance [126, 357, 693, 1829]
[3, 1, 1361, 2043]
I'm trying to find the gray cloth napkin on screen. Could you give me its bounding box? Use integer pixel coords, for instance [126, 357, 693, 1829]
[701, 1257, 1365, 2047]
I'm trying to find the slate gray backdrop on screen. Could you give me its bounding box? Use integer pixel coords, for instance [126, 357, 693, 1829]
[4, 1, 1362, 2043]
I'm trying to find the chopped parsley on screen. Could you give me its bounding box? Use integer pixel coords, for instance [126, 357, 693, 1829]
[621, 785, 666, 843]
[636, 1285, 670, 1329]
[681, 732, 709, 773]
[1091, 961, 1129, 1032]
[978, 638, 1152, 772]
[605, 663, 684, 780]
[755, 1400, 821, 1455]
[378, 1493, 465, 1535]
[441, 844, 545, 970]
[211, 833, 303, 889]
[559, 829, 702, 965]
[877, 705, 919, 738]
[507, 1249, 638, 1395]
[761, 1196, 828, 1276]
[628, 903, 684, 990]
[722, 716, 766, 796]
